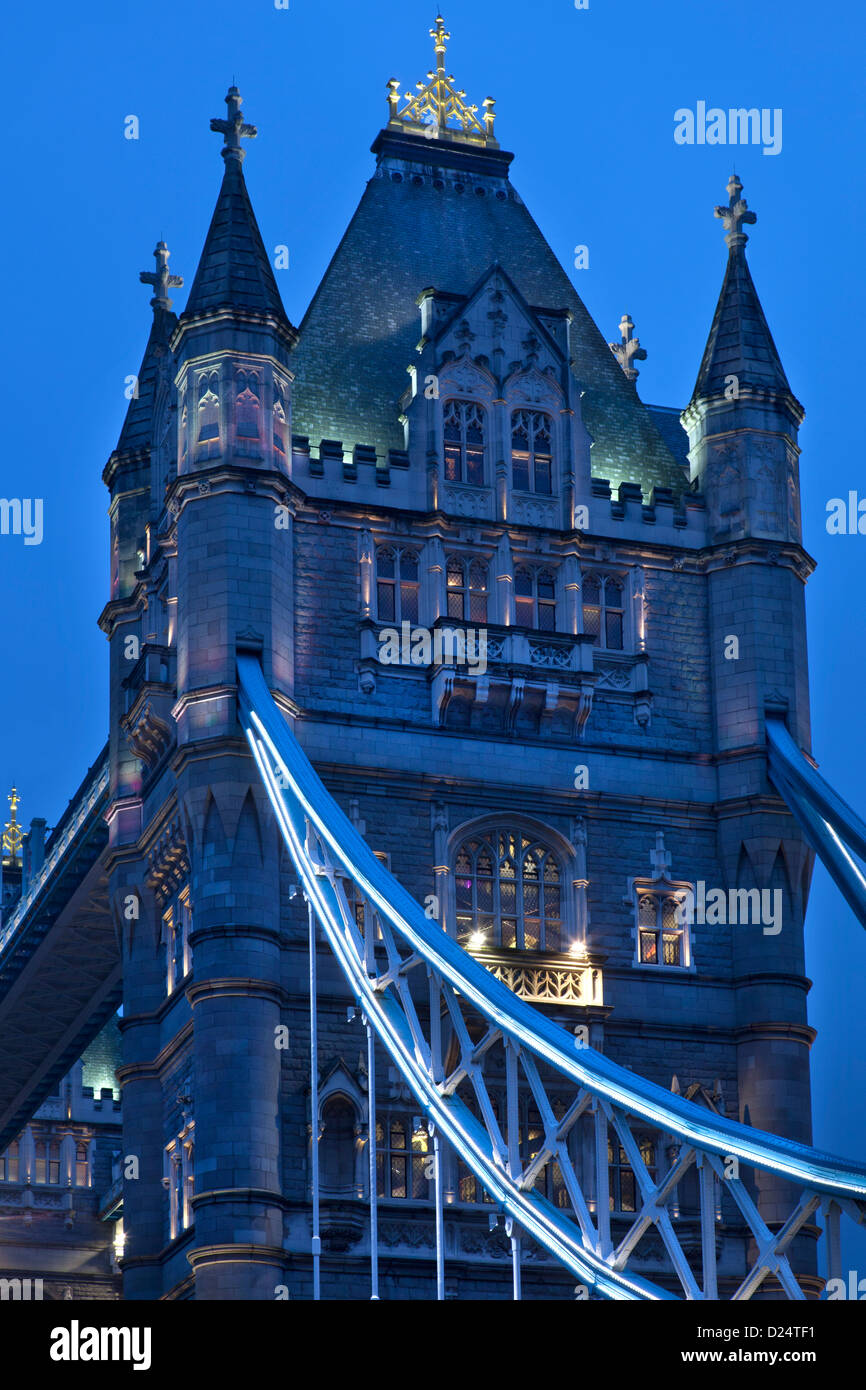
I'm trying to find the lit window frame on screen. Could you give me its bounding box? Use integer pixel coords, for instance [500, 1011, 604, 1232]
[514, 566, 558, 632]
[629, 880, 694, 971]
[581, 571, 627, 651]
[445, 555, 489, 623]
[375, 546, 420, 625]
[511, 409, 553, 495]
[443, 399, 486, 487]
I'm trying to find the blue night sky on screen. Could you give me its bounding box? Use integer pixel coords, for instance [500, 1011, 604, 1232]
[2, 0, 865, 1266]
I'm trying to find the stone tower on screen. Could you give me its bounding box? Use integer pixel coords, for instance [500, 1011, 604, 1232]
[93, 24, 818, 1298]
[682, 175, 813, 1224]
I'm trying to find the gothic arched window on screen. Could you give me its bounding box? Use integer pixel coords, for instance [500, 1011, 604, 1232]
[182, 1140, 194, 1230]
[514, 567, 557, 631]
[196, 371, 220, 458]
[179, 392, 188, 465]
[273, 377, 288, 456]
[320, 1095, 356, 1195]
[582, 573, 625, 650]
[446, 556, 488, 622]
[376, 547, 419, 624]
[444, 400, 485, 486]
[235, 370, 261, 445]
[454, 828, 563, 952]
[511, 411, 553, 495]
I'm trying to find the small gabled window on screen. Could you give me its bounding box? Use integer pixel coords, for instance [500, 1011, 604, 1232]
[637, 893, 685, 966]
[512, 411, 553, 495]
[444, 400, 485, 486]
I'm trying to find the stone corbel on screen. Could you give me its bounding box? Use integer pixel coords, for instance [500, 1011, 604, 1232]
[504, 677, 525, 733]
[432, 670, 456, 728]
[574, 680, 594, 740]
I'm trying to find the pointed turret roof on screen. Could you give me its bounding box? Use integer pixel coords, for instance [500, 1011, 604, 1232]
[182, 87, 289, 323]
[115, 241, 181, 455]
[692, 175, 793, 402]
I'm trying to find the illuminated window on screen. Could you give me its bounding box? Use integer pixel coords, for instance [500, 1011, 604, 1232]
[582, 573, 625, 650]
[166, 1128, 194, 1240]
[443, 400, 485, 486]
[376, 547, 419, 624]
[608, 1135, 656, 1213]
[455, 1095, 569, 1208]
[511, 410, 553, 494]
[35, 1139, 60, 1184]
[75, 1144, 89, 1188]
[375, 1116, 430, 1200]
[454, 829, 563, 952]
[514, 567, 557, 631]
[446, 556, 488, 623]
[523, 1100, 569, 1209]
[182, 1140, 195, 1231]
[0, 1141, 19, 1183]
[164, 888, 193, 996]
[637, 893, 686, 967]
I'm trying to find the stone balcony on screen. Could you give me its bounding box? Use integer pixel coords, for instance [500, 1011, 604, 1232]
[358, 620, 652, 736]
[469, 946, 604, 1010]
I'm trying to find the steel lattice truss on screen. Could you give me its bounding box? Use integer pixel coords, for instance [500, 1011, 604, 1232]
[240, 656, 866, 1299]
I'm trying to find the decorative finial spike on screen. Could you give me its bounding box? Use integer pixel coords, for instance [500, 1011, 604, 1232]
[210, 86, 257, 164]
[714, 172, 757, 250]
[609, 313, 647, 383]
[139, 241, 183, 315]
[2, 787, 23, 865]
[386, 15, 497, 146]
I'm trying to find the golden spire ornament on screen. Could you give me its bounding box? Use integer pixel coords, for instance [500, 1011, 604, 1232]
[387, 15, 497, 147]
[2, 787, 23, 865]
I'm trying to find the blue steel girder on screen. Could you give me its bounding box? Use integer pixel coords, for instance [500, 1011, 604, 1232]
[238, 656, 866, 1301]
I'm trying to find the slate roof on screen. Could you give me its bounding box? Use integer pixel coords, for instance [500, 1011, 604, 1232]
[290, 129, 685, 496]
[692, 243, 791, 401]
[183, 157, 289, 321]
[115, 308, 176, 455]
[645, 404, 690, 475]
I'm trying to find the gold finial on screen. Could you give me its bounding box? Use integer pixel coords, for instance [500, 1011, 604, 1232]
[2, 787, 23, 865]
[386, 15, 498, 148]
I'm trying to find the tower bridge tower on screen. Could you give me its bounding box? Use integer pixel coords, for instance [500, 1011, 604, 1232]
[91, 18, 817, 1299]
